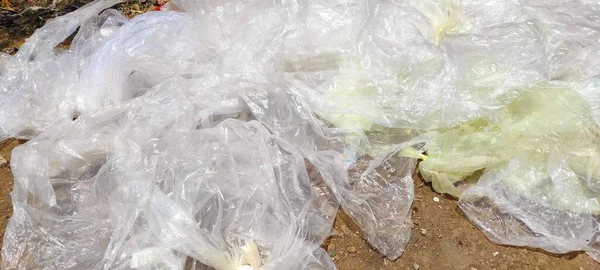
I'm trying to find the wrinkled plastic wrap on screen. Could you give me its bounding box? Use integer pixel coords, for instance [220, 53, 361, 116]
[5, 89, 337, 269]
[4, 0, 600, 268]
[242, 88, 416, 259]
[1, 0, 418, 268]
[401, 0, 600, 260]
[410, 86, 600, 255]
[0, 0, 126, 140]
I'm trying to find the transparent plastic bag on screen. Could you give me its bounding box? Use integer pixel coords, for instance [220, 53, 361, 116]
[0, 0, 126, 141]
[405, 85, 600, 258]
[7, 0, 600, 267]
[243, 86, 417, 259]
[286, 0, 547, 131]
[459, 152, 600, 256]
[1, 0, 420, 266]
[3, 83, 338, 269]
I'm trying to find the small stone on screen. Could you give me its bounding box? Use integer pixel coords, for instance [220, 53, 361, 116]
[347, 246, 357, 253]
[433, 197, 440, 202]
[413, 263, 421, 270]
[578, 267, 584, 270]
[0, 154, 6, 167]
[470, 267, 478, 270]
[420, 228, 427, 235]
[327, 243, 335, 252]
[492, 251, 499, 257]
[438, 234, 442, 238]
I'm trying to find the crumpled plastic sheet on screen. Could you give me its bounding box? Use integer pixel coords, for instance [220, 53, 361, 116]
[3, 0, 600, 268]
[412, 86, 600, 257]
[1, 0, 417, 269]
[404, 0, 600, 261]
[4, 86, 338, 269]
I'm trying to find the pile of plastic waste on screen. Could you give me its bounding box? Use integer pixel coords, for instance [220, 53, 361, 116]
[1, 0, 600, 269]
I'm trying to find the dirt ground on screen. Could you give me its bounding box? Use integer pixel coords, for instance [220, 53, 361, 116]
[0, 1, 599, 269]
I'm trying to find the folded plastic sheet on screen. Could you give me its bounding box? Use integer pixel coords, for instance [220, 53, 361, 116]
[459, 153, 600, 259]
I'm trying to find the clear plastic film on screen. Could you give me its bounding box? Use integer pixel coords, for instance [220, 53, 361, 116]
[1, 0, 419, 268]
[409, 86, 600, 257]
[287, 0, 547, 131]
[4, 0, 600, 268]
[0, 0, 126, 141]
[3, 82, 338, 269]
[243, 87, 417, 259]
[394, 0, 600, 260]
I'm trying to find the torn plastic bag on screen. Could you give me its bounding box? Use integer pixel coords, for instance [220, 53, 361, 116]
[0, 0, 126, 141]
[242, 86, 417, 259]
[3, 83, 337, 269]
[286, 0, 548, 132]
[404, 85, 600, 258]
[413, 85, 600, 195]
[1, 0, 420, 261]
[520, 0, 600, 80]
[457, 0, 600, 124]
[459, 152, 600, 257]
[0, 0, 289, 140]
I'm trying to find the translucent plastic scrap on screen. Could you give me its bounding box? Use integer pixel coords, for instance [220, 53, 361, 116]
[0, 0, 292, 140]
[150, 119, 337, 269]
[408, 85, 600, 258]
[289, 0, 548, 132]
[456, 0, 529, 33]
[3, 85, 197, 269]
[520, 0, 600, 79]
[344, 150, 416, 259]
[575, 76, 600, 125]
[3, 83, 337, 269]
[413, 86, 600, 196]
[459, 152, 600, 256]
[0, 0, 125, 141]
[74, 11, 203, 112]
[243, 87, 416, 259]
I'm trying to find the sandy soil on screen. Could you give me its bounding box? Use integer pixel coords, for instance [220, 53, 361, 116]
[0, 1, 599, 269]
